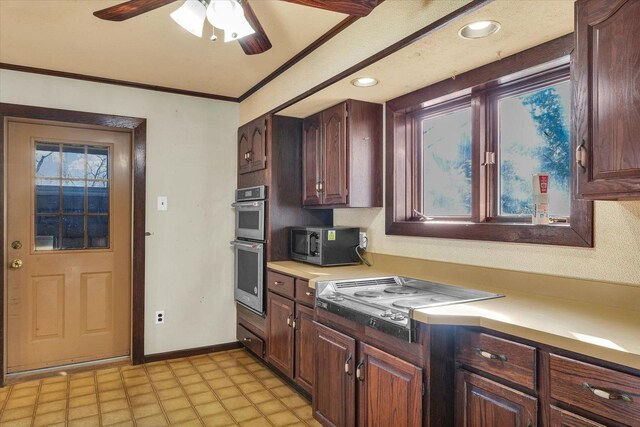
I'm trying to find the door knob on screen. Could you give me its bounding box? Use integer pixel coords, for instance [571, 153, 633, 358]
[10, 259, 23, 270]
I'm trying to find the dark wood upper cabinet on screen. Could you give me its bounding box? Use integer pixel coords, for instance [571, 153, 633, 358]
[302, 99, 382, 208]
[302, 113, 323, 206]
[313, 321, 356, 427]
[357, 342, 422, 427]
[322, 103, 349, 206]
[237, 115, 267, 175]
[267, 292, 295, 378]
[294, 304, 314, 394]
[574, 0, 640, 199]
[455, 369, 537, 427]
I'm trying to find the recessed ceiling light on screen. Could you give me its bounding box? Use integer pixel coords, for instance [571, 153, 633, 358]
[458, 20, 501, 39]
[351, 77, 379, 87]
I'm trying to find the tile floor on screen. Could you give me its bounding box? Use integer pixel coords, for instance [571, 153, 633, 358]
[0, 349, 321, 426]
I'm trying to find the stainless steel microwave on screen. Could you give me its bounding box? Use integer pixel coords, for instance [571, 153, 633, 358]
[290, 226, 360, 266]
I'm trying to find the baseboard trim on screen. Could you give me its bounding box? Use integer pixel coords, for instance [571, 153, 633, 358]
[143, 341, 242, 363]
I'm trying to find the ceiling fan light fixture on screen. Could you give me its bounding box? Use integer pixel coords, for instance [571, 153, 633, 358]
[458, 20, 501, 39]
[207, 0, 255, 42]
[351, 77, 379, 87]
[170, 0, 208, 37]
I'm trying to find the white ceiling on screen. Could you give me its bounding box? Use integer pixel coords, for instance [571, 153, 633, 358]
[0, 0, 348, 98]
[279, 0, 575, 118]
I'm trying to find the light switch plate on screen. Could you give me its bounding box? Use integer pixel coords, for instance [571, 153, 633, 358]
[157, 196, 168, 211]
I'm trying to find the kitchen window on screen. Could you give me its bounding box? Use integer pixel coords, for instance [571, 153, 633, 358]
[386, 38, 593, 247]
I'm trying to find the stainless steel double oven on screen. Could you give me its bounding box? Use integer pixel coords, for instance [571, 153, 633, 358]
[231, 185, 266, 314]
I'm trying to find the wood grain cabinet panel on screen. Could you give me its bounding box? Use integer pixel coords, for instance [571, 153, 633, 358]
[237, 115, 267, 175]
[313, 321, 356, 427]
[574, 0, 640, 199]
[302, 113, 323, 206]
[455, 369, 537, 427]
[358, 342, 422, 427]
[550, 406, 607, 427]
[294, 304, 314, 394]
[549, 354, 640, 426]
[302, 99, 382, 208]
[266, 270, 295, 299]
[236, 324, 264, 358]
[294, 279, 315, 307]
[322, 103, 349, 206]
[267, 292, 295, 378]
[456, 328, 536, 391]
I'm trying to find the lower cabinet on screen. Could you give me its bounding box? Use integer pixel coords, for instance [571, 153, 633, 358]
[455, 369, 537, 427]
[358, 342, 423, 427]
[313, 322, 356, 427]
[312, 321, 423, 427]
[265, 269, 316, 395]
[295, 304, 315, 393]
[267, 291, 295, 377]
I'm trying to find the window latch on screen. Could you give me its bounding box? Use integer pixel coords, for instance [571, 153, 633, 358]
[481, 151, 496, 166]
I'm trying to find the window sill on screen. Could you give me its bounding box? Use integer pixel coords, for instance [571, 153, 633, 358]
[385, 219, 591, 247]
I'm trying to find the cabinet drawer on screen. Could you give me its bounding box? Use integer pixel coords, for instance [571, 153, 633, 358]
[549, 354, 640, 426]
[267, 270, 295, 298]
[456, 329, 536, 390]
[237, 324, 264, 357]
[295, 279, 315, 307]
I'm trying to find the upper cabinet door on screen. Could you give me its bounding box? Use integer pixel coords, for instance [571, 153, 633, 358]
[250, 119, 267, 172]
[574, 0, 640, 199]
[302, 113, 323, 206]
[238, 127, 252, 175]
[237, 116, 267, 175]
[322, 103, 349, 205]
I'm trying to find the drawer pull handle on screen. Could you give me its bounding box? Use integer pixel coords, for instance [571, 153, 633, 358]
[274, 281, 284, 286]
[344, 354, 352, 375]
[243, 337, 252, 343]
[582, 382, 633, 403]
[305, 291, 313, 297]
[476, 348, 508, 362]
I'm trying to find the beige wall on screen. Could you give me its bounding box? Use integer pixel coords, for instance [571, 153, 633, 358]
[334, 204, 640, 286]
[1, 70, 239, 355]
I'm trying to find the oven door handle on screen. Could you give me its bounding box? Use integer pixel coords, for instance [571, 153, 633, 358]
[230, 241, 262, 249]
[231, 201, 262, 208]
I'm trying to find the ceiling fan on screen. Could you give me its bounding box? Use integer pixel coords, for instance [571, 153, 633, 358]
[93, 0, 381, 55]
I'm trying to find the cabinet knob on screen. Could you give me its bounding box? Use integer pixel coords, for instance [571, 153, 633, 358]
[273, 281, 284, 286]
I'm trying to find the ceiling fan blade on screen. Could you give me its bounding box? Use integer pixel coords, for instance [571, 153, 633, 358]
[94, 0, 179, 21]
[238, 1, 272, 55]
[281, 0, 380, 17]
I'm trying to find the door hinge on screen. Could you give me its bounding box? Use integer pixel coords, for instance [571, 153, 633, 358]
[481, 151, 496, 166]
[422, 383, 425, 396]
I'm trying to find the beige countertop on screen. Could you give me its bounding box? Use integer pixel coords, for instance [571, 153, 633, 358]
[267, 256, 640, 371]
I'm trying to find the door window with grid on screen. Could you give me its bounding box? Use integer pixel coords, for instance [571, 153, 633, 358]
[35, 143, 110, 250]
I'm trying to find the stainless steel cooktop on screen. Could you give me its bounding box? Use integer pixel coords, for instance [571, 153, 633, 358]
[315, 276, 503, 342]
